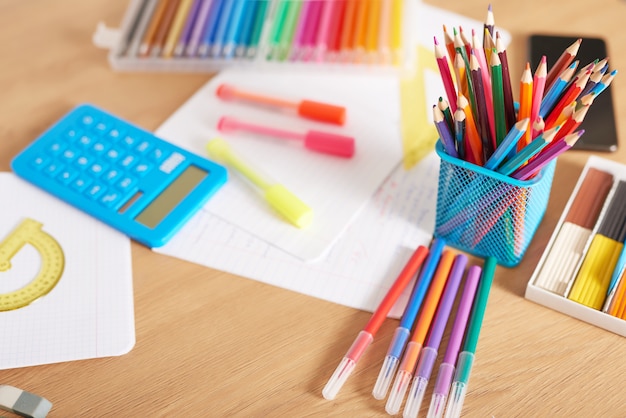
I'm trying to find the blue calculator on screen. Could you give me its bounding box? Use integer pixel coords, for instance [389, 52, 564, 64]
[11, 104, 228, 248]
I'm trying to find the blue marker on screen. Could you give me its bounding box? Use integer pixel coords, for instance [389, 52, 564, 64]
[210, 0, 236, 57]
[223, 0, 248, 58]
[198, 0, 225, 57]
[372, 238, 446, 400]
[234, 0, 258, 57]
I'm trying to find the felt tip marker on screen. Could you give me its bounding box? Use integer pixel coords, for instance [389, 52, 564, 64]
[322, 245, 430, 400]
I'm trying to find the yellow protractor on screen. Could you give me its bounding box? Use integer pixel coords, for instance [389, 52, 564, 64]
[0, 218, 64, 311]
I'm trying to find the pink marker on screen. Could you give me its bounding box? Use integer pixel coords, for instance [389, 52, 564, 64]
[217, 116, 355, 158]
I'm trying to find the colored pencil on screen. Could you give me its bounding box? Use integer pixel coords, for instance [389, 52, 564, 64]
[435, 37, 458, 113]
[471, 28, 495, 142]
[434, 105, 458, 158]
[457, 94, 483, 165]
[490, 49, 507, 147]
[497, 126, 559, 176]
[517, 63, 533, 149]
[389, 0, 403, 63]
[512, 130, 583, 181]
[150, 0, 182, 57]
[545, 37, 582, 92]
[544, 71, 590, 129]
[496, 32, 516, 132]
[438, 97, 454, 132]
[454, 107, 466, 160]
[443, 25, 456, 64]
[483, 118, 529, 171]
[198, 0, 224, 56]
[483, 4, 495, 46]
[127, 0, 160, 57]
[529, 56, 547, 140]
[539, 61, 578, 118]
[469, 52, 494, 160]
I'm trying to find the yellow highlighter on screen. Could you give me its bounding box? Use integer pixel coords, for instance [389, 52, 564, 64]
[206, 138, 313, 228]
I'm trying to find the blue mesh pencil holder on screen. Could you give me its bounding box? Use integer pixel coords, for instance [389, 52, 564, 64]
[434, 141, 556, 267]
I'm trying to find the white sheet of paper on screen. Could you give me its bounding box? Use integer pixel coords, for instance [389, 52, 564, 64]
[154, 3, 511, 316]
[156, 71, 403, 262]
[0, 173, 134, 370]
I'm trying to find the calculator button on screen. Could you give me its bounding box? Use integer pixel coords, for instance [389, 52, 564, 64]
[94, 121, 108, 134]
[77, 134, 94, 147]
[60, 148, 78, 163]
[133, 162, 152, 177]
[91, 141, 108, 155]
[147, 147, 167, 162]
[56, 169, 77, 185]
[99, 191, 122, 208]
[116, 176, 137, 192]
[43, 162, 64, 177]
[89, 162, 109, 177]
[31, 155, 49, 169]
[70, 176, 91, 192]
[104, 147, 124, 162]
[79, 114, 96, 127]
[118, 155, 137, 169]
[47, 141, 66, 155]
[85, 183, 106, 199]
[103, 168, 122, 184]
[121, 135, 137, 148]
[64, 128, 81, 141]
[74, 155, 93, 169]
[135, 140, 151, 154]
[107, 128, 122, 141]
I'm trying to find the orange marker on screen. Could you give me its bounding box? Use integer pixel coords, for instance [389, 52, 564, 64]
[216, 83, 346, 125]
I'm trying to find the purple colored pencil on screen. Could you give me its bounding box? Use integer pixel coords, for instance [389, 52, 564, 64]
[186, 0, 213, 56]
[427, 265, 481, 417]
[174, 0, 204, 56]
[512, 130, 583, 180]
[434, 105, 459, 158]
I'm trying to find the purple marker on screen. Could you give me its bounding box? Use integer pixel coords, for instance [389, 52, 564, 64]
[185, 0, 213, 57]
[402, 254, 467, 418]
[427, 265, 481, 418]
[174, 0, 204, 57]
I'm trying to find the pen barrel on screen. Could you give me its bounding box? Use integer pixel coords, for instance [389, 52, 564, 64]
[218, 116, 303, 141]
[444, 381, 468, 418]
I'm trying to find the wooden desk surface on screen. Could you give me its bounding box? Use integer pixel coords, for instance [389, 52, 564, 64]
[1, 1, 625, 416]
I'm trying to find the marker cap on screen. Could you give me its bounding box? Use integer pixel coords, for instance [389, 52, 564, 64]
[298, 100, 346, 125]
[304, 131, 355, 157]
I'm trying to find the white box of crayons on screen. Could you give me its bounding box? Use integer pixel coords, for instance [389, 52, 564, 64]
[526, 156, 626, 336]
[95, 0, 418, 74]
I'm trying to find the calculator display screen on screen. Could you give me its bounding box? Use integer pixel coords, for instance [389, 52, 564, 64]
[135, 165, 208, 229]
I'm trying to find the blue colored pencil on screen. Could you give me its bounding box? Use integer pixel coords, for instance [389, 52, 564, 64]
[539, 61, 577, 118]
[497, 126, 559, 176]
[483, 118, 529, 170]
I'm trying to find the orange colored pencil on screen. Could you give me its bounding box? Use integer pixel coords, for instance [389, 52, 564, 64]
[517, 63, 533, 149]
[150, 0, 181, 57]
[443, 25, 456, 62]
[339, 0, 358, 54]
[457, 93, 483, 165]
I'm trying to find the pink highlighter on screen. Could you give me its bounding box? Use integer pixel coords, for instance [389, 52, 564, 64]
[217, 116, 355, 158]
